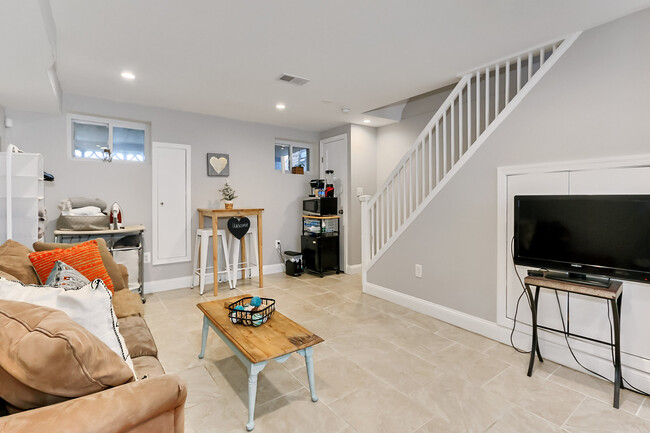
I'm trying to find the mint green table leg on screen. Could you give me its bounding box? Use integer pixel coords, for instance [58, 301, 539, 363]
[298, 347, 318, 402]
[198, 316, 209, 359]
[246, 362, 267, 431]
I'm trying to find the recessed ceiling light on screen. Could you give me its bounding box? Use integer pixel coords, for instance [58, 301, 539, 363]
[363, 119, 371, 123]
[121, 71, 135, 80]
[276, 103, 286, 110]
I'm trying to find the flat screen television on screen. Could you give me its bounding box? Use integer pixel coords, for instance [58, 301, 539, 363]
[513, 195, 650, 286]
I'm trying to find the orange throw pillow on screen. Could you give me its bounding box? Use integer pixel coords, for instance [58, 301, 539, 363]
[28, 240, 115, 293]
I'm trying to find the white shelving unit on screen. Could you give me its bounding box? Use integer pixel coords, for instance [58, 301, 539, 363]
[0, 150, 44, 246]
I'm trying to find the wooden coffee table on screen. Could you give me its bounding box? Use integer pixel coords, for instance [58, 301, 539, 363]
[197, 295, 324, 431]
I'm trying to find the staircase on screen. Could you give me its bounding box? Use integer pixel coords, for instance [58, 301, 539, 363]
[361, 33, 580, 272]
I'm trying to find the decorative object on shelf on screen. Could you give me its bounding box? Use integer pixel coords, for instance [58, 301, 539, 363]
[207, 153, 230, 177]
[291, 164, 304, 174]
[227, 217, 250, 239]
[110, 202, 124, 230]
[219, 181, 237, 209]
[227, 296, 275, 326]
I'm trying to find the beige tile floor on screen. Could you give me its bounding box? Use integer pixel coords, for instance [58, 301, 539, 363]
[143, 272, 650, 433]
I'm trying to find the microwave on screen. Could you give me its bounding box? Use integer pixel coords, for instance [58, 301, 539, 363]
[303, 197, 337, 216]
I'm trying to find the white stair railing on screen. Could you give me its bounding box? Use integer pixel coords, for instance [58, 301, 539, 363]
[361, 34, 580, 272]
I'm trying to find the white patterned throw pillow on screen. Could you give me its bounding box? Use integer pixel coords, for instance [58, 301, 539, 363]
[45, 260, 91, 290]
[0, 277, 136, 379]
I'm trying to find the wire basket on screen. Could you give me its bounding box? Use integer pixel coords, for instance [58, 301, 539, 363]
[227, 297, 276, 326]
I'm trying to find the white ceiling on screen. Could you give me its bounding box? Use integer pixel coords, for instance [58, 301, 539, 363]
[2, 0, 650, 131]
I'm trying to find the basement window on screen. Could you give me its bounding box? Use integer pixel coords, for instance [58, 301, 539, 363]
[68, 114, 149, 162]
[274, 139, 312, 173]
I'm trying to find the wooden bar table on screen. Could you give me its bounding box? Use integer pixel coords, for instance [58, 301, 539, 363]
[197, 208, 264, 295]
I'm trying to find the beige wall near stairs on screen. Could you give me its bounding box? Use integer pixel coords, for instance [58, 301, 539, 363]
[367, 8, 650, 321]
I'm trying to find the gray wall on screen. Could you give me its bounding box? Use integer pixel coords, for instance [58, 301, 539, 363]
[367, 9, 650, 321]
[0, 105, 5, 150]
[6, 94, 319, 284]
[349, 124, 377, 266]
[375, 89, 451, 189]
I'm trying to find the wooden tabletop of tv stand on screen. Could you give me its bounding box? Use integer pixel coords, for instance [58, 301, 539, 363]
[524, 275, 622, 300]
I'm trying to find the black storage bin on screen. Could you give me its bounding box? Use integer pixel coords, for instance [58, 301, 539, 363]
[284, 251, 303, 276]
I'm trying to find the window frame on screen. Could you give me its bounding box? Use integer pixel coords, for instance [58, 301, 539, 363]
[274, 139, 314, 174]
[66, 113, 150, 163]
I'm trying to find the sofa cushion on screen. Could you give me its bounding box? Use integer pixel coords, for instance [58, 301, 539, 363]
[45, 260, 90, 290]
[29, 240, 115, 294]
[0, 300, 135, 410]
[118, 315, 158, 358]
[34, 239, 127, 292]
[0, 277, 134, 375]
[112, 287, 145, 318]
[0, 240, 40, 285]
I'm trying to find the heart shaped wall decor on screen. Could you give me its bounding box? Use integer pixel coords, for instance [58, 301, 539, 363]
[209, 156, 228, 174]
[228, 217, 250, 239]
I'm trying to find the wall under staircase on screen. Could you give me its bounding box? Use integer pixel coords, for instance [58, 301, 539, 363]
[363, 8, 650, 323]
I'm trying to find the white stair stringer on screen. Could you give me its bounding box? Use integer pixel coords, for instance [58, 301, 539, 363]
[361, 32, 581, 274]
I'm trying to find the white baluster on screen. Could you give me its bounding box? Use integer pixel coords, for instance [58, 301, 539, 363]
[528, 52, 533, 81]
[421, 140, 426, 201]
[458, 89, 465, 154]
[540, 48, 545, 67]
[435, 123, 441, 183]
[451, 99, 455, 166]
[505, 60, 510, 105]
[485, 67, 490, 127]
[443, 111, 448, 175]
[428, 130, 433, 192]
[476, 70, 481, 137]
[467, 77, 472, 146]
[517, 56, 522, 92]
[495, 63, 500, 116]
[408, 155, 413, 215]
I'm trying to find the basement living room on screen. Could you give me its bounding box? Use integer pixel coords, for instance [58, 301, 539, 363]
[2, 1, 650, 432]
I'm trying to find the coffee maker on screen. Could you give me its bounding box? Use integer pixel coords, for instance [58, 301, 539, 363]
[309, 179, 325, 197]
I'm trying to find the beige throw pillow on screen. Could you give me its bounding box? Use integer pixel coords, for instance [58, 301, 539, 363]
[0, 300, 135, 410]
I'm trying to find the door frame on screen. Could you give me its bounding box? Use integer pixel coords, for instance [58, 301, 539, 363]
[320, 133, 349, 272]
[152, 142, 192, 265]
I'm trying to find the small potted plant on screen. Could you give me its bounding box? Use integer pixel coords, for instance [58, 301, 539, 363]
[291, 163, 305, 175]
[219, 181, 238, 209]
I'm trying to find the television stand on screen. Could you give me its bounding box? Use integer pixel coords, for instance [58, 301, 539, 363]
[545, 271, 611, 288]
[524, 274, 623, 408]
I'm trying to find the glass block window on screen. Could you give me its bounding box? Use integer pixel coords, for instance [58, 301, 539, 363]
[68, 114, 148, 162]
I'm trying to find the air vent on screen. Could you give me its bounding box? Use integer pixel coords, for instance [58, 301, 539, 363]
[278, 73, 310, 86]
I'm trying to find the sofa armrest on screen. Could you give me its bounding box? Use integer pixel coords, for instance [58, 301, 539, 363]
[0, 375, 187, 433]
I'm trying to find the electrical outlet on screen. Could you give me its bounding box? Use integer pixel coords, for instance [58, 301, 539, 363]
[415, 264, 422, 278]
[275, 240, 281, 249]
[143, 252, 151, 264]
[356, 186, 364, 196]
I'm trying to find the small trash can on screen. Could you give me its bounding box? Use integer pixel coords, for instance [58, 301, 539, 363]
[284, 251, 303, 276]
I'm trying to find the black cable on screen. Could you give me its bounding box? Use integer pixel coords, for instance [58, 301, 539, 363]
[553, 290, 611, 383]
[509, 237, 532, 353]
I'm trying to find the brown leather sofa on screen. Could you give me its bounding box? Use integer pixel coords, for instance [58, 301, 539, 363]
[0, 239, 187, 433]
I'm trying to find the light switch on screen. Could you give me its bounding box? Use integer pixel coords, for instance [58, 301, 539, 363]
[356, 187, 364, 196]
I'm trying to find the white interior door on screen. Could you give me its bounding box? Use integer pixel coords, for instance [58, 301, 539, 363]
[152, 142, 191, 264]
[320, 134, 347, 271]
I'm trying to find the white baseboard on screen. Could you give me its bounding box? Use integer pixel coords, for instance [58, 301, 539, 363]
[346, 264, 362, 274]
[144, 264, 284, 294]
[364, 281, 650, 392]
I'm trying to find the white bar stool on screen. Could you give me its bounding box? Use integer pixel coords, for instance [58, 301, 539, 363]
[228, 229, 259, 288]
[191, 228, 232, 295]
